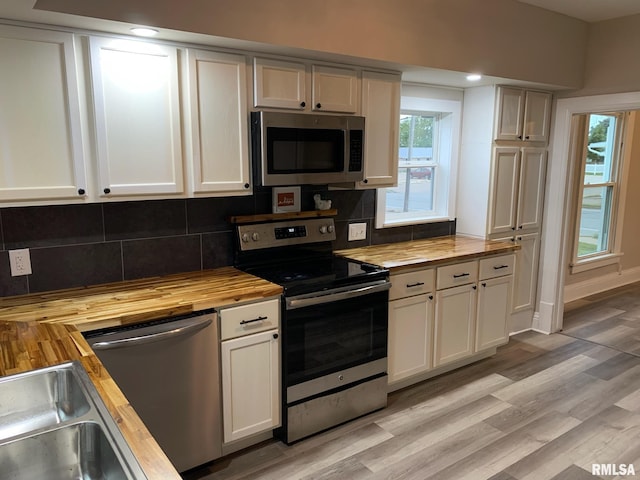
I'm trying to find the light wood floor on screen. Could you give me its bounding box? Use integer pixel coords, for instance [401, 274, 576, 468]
[182, 295, 640, 480]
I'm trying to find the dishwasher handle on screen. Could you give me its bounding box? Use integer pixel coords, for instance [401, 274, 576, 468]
[91, 316, 213, 350]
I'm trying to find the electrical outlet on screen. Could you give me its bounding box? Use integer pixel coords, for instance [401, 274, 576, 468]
[348, 223, 367, 241]
[9, 249, 32, 276]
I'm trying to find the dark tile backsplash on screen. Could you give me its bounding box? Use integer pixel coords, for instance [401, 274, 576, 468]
[0, 187, 455, 297]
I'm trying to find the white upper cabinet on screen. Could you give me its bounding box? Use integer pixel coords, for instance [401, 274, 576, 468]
[357, 70, 400, 189]
[0, 26, 86, 202]
[488, 147, 547, 235]
[186, 49, 251, 195]
[311, 65, 359, 113]
[253, 57, 306, 110]
[89, 37, 183, 198]
[253, 58, 360, 114]
[495, 87, 552, 143]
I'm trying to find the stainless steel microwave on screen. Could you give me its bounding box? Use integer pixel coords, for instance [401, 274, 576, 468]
[250, 111, 365, 186]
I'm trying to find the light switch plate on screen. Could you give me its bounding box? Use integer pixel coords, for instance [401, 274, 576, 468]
[348, 223, 367, 241]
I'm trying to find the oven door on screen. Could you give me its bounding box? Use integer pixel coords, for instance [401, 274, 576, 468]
[283, 280, 389, 396]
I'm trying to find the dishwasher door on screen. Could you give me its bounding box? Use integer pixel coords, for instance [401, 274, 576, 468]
[84, 310, 221, 473]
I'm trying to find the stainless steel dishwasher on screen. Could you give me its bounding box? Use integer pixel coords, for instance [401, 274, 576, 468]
[84, 309, 222, 473]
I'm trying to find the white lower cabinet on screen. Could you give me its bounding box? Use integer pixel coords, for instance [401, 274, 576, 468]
[388, 293, 434, 384]
[219, 299, 280, 444]
[434, 283, 477, 368]
[389, 254, 513, 386]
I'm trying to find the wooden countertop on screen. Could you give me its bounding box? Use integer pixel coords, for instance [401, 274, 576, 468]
[0, 267, 283, 332]
[0, 267, 283, 479]
[336, 235, 519, 273]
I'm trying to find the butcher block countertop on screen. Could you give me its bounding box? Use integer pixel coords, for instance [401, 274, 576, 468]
[0, 267, 283, 479]
[336, 235, 519, 273]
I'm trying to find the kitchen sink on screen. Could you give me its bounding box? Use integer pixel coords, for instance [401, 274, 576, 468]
[0, 365, 90, 440]
[0, 362, 147, 479]
[0, 422, 129, 479]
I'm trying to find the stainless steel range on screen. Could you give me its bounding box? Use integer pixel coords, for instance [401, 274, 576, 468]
[235, 217, 390, 444]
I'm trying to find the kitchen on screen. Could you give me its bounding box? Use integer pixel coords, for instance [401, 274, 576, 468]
[2, 0, 640, 479]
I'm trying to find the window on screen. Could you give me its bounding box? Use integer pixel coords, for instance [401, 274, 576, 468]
[376, 86, 461, 228]
[571, 112, 628, 273]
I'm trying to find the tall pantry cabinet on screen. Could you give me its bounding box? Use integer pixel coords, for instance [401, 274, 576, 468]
[457, 85, 552, 333]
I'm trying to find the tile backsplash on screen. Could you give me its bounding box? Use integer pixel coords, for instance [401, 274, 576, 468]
[0, 187, 455, 297]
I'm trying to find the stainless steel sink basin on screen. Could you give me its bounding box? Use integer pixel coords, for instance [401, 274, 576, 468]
[0, 362, 147, 479]
[0, 422, 129, 479]
[0, 365, 90, 440]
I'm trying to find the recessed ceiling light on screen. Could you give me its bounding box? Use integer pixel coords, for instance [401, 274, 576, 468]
[130, 27, 159, 37]
[466, 74, 482, 82]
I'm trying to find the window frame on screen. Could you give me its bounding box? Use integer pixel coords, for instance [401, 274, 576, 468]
[375, 86, 461, 229]
[570, 111, 631, 274]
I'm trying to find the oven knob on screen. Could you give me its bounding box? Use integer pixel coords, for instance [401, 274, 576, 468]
[241, 233, 250, 243]
[327, 225, 335, 233]
[252, 232, 260, 241]
[338, 374, 344, 381]
[319, 225, 328, 234]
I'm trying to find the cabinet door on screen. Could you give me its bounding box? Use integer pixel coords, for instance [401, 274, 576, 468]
[90, 37, 183, 197]
[221, 329, 280, 443]
[476, 276, 512, 351]
[434, 284, 476, 368]
[253, 57, 306, 110]
[488, 147, 520, 234]
[516, 148, 547, 231]
[357, 71, 400, 189]
[388, 293, 434, 383]
[495, 87, 524, 141]
[186, 49, 251, 195]
[0, 26, 86, 202]
[522, 91, 552, 142]
[311, 65, 359, 113]
[512, 232, 540, 313]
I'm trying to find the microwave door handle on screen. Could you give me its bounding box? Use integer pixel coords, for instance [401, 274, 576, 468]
[286, 281, 390, 310]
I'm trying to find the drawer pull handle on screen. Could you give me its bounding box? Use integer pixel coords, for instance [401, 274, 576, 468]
[406, 282, 425, 288]
[493, 265, 510, 270]
[453, 273, 470, 278]
[240, 316, 267, 325]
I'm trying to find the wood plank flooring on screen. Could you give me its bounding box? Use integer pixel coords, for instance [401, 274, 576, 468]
[564, 281, 640, 356]
[182, 292, 640, 480]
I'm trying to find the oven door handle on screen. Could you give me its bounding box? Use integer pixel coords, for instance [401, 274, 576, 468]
[285, 280, 390, 310]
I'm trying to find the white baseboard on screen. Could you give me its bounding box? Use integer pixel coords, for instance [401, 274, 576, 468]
[563, 266, 640, 304]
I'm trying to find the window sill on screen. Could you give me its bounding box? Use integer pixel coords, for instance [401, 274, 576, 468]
[376, 216, 453, 229]
[570, 252, 623, 274]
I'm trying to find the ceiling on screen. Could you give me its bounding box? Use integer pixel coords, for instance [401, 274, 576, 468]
[517, 0, 640, 22]
[1, 1, 640, 89]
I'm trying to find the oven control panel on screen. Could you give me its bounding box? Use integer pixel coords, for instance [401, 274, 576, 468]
[238, 218, 336, 251]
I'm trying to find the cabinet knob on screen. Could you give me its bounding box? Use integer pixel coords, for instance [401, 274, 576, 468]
[103, 187, 111, 194]
[428, 295, 434, 300]
[517, 135, 523, 140]
[525, 135, 530, 140]
[300, 101, 306, 108]
[363, 178, 368, 184]
[519, 225, 523, 230]
[77, 188, 85, 196]
[517, 236, 523, 241]
[472, 285, 477, 290]
[316, 103, 322, 109]
[273, 333, 279, 339]
[482, 282, 487, 287]
[244, 183, 250, 189]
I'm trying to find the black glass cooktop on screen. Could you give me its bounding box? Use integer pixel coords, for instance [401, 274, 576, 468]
[241, 254, 388, 296]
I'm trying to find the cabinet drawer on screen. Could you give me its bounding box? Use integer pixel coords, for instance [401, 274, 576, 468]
[479, 254, 515, 280]
[389, 269, 435, 301]
[436, 261, 478, 290]
[219, 298, 280, 340]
